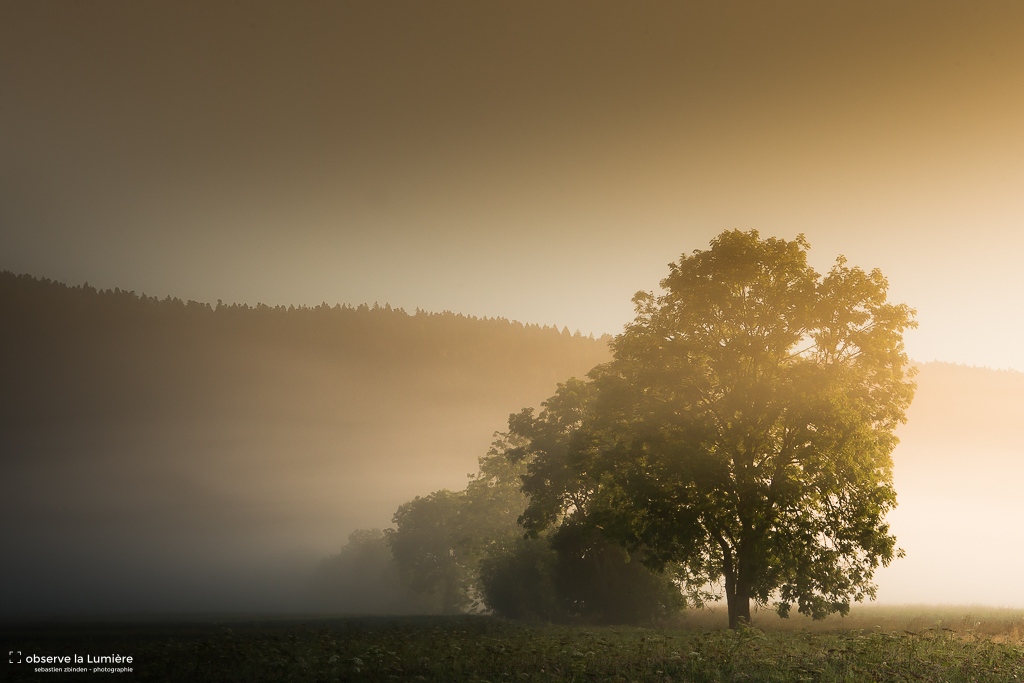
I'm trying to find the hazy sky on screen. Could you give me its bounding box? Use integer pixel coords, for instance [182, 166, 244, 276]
[3, 1, 1024, 369]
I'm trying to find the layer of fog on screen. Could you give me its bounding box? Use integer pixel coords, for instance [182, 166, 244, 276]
[1, 409, 504, 616]
[3, 362, 1022, 616]
[874, 363, 1024, 607]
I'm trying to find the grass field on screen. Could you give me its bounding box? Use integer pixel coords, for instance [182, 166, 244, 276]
[4, 607, 1023, 682]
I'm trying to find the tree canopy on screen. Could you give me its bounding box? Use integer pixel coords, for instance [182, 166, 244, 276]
[510, 230, 917, 628]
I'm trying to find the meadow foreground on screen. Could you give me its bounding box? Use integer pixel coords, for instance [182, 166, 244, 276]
[5, 609, 1023, 682]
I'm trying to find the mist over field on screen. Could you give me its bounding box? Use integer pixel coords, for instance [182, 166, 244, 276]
[1, 274, 1022, 616]
[3, 1, 1024, 628]
[0, 274, 609, 615]
[878, 363, 1024, 606]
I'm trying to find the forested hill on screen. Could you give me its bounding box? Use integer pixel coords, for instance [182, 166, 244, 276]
[0, 271, 611, 425]
[0, 271, 612, 614]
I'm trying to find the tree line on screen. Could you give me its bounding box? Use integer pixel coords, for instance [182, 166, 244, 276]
[311, 430, 685, 624]
[0, 271, 611, 428]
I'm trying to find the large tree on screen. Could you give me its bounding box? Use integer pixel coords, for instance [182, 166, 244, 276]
[511, 230, 916, 629]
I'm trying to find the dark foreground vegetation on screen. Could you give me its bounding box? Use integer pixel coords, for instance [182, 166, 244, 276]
[5, 611, 1023, 682]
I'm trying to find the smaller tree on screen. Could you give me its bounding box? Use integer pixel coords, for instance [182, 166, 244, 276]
[387, 435, 529, 613]
[478, 537, 560, 621]
[387, 490, 474, 614]
[310, 529, 422, 614]
[387, 433, 685, 623]
[547, 522, 685, 624]
[474, 432, 685, 624]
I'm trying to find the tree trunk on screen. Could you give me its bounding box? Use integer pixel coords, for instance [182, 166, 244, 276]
[723, 554, 751, 629]
[718, 536, 751, 629]
[726, 581, 751, 629]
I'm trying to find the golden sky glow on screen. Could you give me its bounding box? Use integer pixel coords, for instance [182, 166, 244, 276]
[2, 1, 1023, 369]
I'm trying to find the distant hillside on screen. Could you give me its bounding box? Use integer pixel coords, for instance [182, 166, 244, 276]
[0, 271, 611, 425]
[0, 272, 612, 614]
